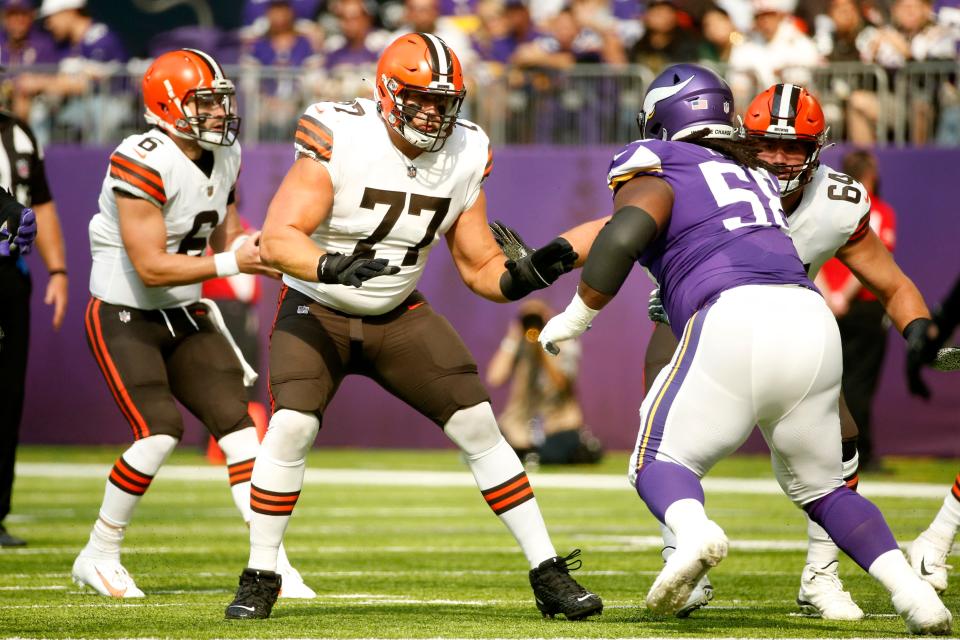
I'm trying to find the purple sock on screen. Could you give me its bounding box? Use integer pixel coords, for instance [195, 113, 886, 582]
[635, 460, 705, 523]
[804, 486, 898, 571]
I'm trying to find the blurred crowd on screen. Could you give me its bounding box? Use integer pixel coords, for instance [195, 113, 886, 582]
[1, 0, 958, 144]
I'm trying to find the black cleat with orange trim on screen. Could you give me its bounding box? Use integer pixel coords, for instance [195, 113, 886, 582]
[225, 568, 281, 619]
[529, 549, 603, 620]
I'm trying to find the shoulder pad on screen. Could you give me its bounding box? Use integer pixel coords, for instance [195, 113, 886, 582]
[108, 133, 171, 207]
[607, 139, 667, 189]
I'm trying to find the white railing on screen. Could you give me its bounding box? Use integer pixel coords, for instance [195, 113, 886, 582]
[6, 61, 957, 147]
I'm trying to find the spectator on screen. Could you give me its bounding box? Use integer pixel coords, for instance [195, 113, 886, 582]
[698, 4, 743, 62]
[242, 0, 324, 50]
[727, 0, 821, 104]
[390, 0, 476, 65]
[512, 5, 625, 67]
[486, 300, 603, 466]
[816, 149, 896, 471]
[483, 0, 544, 63]
[850, 0, 956, 143]
[15, 0, 128, 144]
[323, 0, 383, 69]
[0, 0, 57, 68]
[629, 0, 701, 74]
[816, 0, 871, 60]
[243, 0, 320, 140]
[470, 0, 508, 61]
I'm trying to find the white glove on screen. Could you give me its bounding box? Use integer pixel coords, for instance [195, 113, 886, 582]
[538, 291, 600, 355]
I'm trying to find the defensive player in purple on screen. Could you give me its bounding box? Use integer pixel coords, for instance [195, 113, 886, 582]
[539, 63, 952, 635]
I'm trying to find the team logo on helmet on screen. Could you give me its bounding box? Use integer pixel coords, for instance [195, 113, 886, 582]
[638, 64, 738, 142]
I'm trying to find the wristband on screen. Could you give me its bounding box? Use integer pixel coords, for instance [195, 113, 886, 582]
[214, 251, 240, 277]
[564, 291, 600, 332]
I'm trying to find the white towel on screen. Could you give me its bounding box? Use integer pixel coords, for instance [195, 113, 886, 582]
[198, 298, 259, 387]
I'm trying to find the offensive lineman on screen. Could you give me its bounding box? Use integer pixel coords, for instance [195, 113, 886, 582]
[73, 49, 312, 599]
[539, 64, 951, 635]
[641, 84, 936, 620]
[224, 33, 602, 621]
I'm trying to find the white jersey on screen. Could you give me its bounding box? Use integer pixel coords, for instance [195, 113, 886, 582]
[785, 163, 871, 278]
[89, 129, 241, 309]
[287, 97, 491, 315]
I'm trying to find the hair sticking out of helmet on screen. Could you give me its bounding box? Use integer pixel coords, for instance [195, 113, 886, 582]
[637, 63, 737, 142]
[375, 32, 466, 153]
[142, 48, 241, 149]
[743, 83, 828, 196]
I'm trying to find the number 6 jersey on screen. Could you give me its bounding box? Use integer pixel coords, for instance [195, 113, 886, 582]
[288, 97, 491, 316]
[89, 129, 241, 309]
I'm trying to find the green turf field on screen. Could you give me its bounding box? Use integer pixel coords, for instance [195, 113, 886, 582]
[2, 446, 958, 639]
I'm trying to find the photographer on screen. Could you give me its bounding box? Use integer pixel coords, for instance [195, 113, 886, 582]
[486, 299, 602, 466]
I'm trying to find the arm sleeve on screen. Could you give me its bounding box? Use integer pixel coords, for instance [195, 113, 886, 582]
[582, 205, 659, 296]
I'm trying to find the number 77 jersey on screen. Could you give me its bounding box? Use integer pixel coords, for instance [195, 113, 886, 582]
[607, 138, 813, 335]
[286, 98, 491, 316]
[89, 129, 241, 309]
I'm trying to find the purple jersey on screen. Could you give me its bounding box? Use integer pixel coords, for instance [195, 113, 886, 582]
[68, 22, 127, 62]
[249, 34, 316, 66]
[607, 139, 813, 335]
[243, 0, 323, 24]
[0, 28, 59, 66]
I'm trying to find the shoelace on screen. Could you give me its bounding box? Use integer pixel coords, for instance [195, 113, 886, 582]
[809, 563, 855, 598]
[235, 577, 278, 609]
[538, 549, 587, 595]
[559, 548, 583, 572]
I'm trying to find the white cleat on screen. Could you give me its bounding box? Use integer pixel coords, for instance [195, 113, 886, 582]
[892, 580, 952, 635]
[71, 555, 145, 598]
[646, 520, 727, 616]
[908, 530, 952, 594]
[676, 573, 714, 618]
[277, 564, 316, 599]
[796, 561, 864, 620]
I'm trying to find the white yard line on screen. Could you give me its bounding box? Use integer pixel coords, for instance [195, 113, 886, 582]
[14, 463, 948, 499]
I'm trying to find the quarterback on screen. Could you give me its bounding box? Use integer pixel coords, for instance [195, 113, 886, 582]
[224, 33, 601, 621]
[73, 49, 312, 599]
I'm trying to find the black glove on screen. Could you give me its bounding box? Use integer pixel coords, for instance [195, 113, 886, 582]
[489, 220, 532, 262]
[499, 237, 578, 301]
[317, 252, 400, 288]
[904, 317, 939, 399]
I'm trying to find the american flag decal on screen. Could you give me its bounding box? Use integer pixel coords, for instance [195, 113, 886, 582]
[690, 99, 709, 110]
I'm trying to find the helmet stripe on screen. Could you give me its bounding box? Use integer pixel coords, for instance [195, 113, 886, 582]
[773, 83, 800, 129]
[182, 47, 223, 81]
[418, 32, 452, 84]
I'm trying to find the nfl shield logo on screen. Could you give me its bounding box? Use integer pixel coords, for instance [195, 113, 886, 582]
[118, 310, 131, 323]
[15, 158, 29, 179]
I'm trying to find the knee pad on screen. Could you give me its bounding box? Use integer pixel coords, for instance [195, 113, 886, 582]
[124, 434, 178, 475]
[443, 402, 503, 456]
[262, 409, 320, 463]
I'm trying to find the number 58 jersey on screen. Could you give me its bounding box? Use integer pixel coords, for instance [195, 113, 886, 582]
[89, 129, 241, 310]
[287, 98, 491, 316]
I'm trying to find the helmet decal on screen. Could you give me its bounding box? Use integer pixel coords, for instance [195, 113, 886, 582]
[637, 64, 737, 142]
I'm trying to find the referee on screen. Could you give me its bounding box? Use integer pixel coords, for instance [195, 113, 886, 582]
[0, 103, 67, 547]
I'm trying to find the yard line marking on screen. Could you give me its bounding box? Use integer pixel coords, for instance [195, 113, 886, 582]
[14, 463, 950, 499]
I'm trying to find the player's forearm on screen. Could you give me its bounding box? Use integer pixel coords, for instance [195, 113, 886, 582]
[133, 253, 219, 287]
[33, 201, 66, 272]
[467, 260, 512, 302]
[879, 278, 930, 334]
[560, 216, 610, 268]
[260, 224, 323, 282]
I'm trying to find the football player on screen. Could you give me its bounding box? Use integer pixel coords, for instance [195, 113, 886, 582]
[640, 83, 937, 621]
[73, 49, 313, 599]
[224, 33, 601, 621]
[539, 64, 951, 635]
[906, 275, 960, 594]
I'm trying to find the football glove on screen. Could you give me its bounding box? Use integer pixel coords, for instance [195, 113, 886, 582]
[499, 237, 578, 301]
[538, 291, 599, 355]
[489, 220, 532, 262]
[648, 287, 670, 325]
[904, 317, 939, 399]
[317, 252, 400, 288]
[0, 206, 35, 257]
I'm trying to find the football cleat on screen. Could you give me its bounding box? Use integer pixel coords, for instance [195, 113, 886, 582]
[676, 573, 714, 618]
[225, 568, 282, 619]
[646, 520, 727, 616]
[529, 549, 603, 620]
[908, 530, 953, 594]
[277, 563, 316, 599]
[892, 580, 952, 635]
[71, 555, 145, 598]
[797, 561, 864, 620]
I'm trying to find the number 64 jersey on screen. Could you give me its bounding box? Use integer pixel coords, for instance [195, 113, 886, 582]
[287, 97, 491, 316]
[89, 129, 241, 309]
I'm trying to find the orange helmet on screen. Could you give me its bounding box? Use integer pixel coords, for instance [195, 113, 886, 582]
[375, 33, 466, 152]
[142, 48, 240, 149]
[743, 83, 828, 195]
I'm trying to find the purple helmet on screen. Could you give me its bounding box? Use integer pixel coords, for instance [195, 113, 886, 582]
[637, 63, 737, 141]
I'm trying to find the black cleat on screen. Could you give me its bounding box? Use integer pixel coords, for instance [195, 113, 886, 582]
[529, 549, 603, 620]
[225, 568, 282, 619]
[0, 525, 26, 547]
